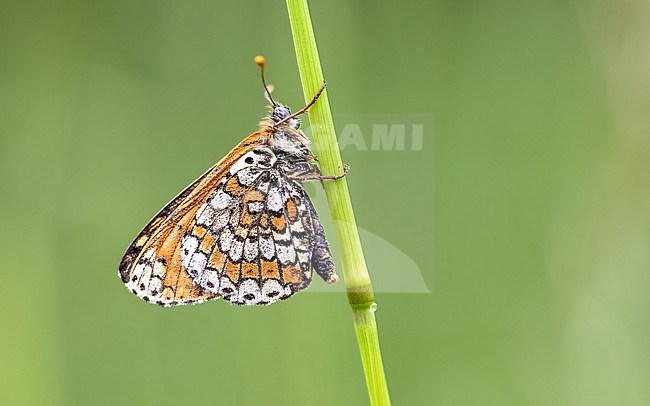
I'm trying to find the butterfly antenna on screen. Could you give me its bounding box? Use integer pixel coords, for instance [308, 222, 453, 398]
[274, 81, 327, 126]
[255, 55, 277, 107]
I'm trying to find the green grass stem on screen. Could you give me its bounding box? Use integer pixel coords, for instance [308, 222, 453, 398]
[285, 1, 391, 404]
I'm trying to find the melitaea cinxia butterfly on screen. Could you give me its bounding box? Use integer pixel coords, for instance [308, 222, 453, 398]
[118, 56, 347, 307]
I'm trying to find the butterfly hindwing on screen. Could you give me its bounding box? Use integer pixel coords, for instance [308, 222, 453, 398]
[178, 147, 322, 305]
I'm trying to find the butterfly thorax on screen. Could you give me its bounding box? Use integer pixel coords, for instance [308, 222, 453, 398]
[260, 103, 312, 160]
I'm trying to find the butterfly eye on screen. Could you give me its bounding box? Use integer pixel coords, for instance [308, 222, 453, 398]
[272, 105, 292, 122]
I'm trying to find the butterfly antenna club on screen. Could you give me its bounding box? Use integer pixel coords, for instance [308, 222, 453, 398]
[255, 55, 277, 107]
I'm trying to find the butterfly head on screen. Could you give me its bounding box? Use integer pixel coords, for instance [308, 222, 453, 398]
[271, 104, 301, 129]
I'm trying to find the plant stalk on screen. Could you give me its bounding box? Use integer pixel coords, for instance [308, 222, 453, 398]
[285, 1, 391, 404]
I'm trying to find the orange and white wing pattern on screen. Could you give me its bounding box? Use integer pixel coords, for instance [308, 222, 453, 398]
[118, 132, 265, 306]
[118, 130, 340, 307]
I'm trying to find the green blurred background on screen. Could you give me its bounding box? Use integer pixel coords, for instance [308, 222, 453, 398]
[2, 1, 649, 405]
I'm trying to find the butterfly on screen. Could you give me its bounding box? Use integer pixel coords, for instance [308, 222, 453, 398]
[118, 56, 347, 307]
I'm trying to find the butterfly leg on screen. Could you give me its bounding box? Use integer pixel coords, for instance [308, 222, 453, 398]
[287, 161, 350, 182]
[317, 164, 349, 181]
[305, 151, 350, 180]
